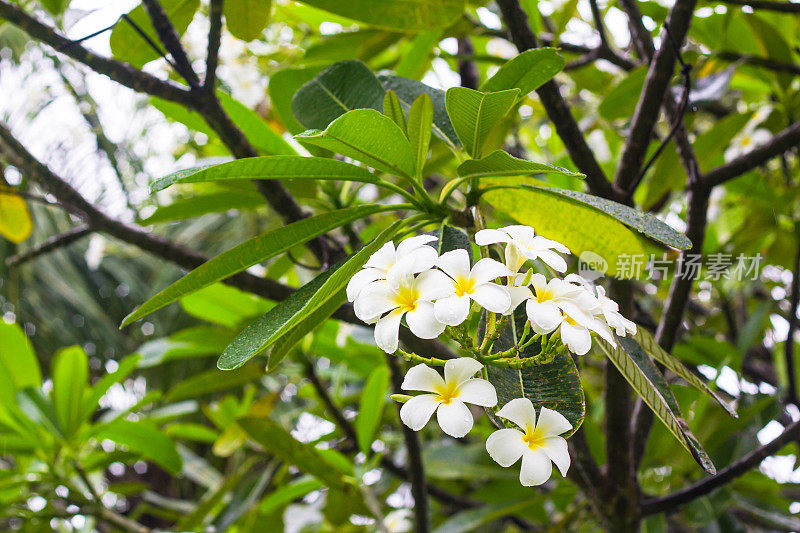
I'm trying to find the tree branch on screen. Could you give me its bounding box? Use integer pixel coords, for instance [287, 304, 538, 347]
[641, 418, 800, 515]
[702, 121, 800, 187]
[717, 51, 800, 76]
[457, 37, 480, 89]
[710, 0, 800, 12]
[496, 0, 618, 200]
[613, 0, 698, 195]
[140, 0, 201, 88]
[205, 0, 223, 92]
[5, 224, 92, 268]
[784, 239, 800, 406]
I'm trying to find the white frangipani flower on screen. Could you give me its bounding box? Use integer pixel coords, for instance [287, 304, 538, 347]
[486, 398, 572, 486]
[475, 225, 570, 273]
[594, 286, 637, 336]
[384, 509, 413, 533]
[433, 249, 513, 326]
[354, 257, 453, 353]
[400, 358, 497, 438]
[346, 235, 438, 301]
[724, 128, 771, 162]
[525, 273, 592, 334]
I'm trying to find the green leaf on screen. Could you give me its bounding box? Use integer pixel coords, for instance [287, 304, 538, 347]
[238, 417, 352, 488]
[0, 322, 41, 406]
[140, 191, 264, 224]
[295, 0, 465, 31]
[224, 0, 272, 41]
[634, 329, 737, 417]
[595, 336, 716, 474]
[269, 66, 325, 134]
[166, 364, 264, 402]
[292, 60, 386, 131]
[444, 87, 520, 158]
[480, 48, 565, 95]
[135, 327, 234, 368]
[180, 284, 270, 328]
[151, 156, 379, 192]
[83, 355, 141, 420]
[433, 500, 535, 533]
[433, 225, 471, 256]
[598, 66, 648, 122]
[396, 31, 441, 80]
[355, 366, 389, 453]
[96, 419, 183, 474]
[51, 346, 88, 438]
[483, 187, 647, 278]
[218, 221, 402, 370]
[379, 73, 459, 147]
[458, 149, 585, 179]
[383, 90, 406, 131]
[259, 477, 323, 514]
[295, 109, 416, 178]
[110, 0, 200, 68]
[122, 206, 389, 326]
[407, 94, 433, 179]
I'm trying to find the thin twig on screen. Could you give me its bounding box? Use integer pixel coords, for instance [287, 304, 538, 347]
[205, 0, 223, 92]
[139, 0, 201, 88]
[711, 0, 800, 12]
[784, 238, 800, 406]
[5, 225, 92, 268]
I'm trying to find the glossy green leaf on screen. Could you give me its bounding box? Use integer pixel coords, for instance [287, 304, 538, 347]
[82, 354, 141, 420]
[16, 388, 63, 439]
[296, 109, 416, 178]
[292, 60, 385, 131]
[598, 66, 648, 121]
[224, 0, 272, 41]
[355, 366, 389, 453]
[123, 206, 389, 326]
[0, 322, 40, 406]
[458, 149, 584, 179]
[445, 87, 520, 158]
[140, 191, 263, 224]
[396, 31, 440, 80]
[151, 156, 379, 192]
[135, 327, 234, 368]
[434, 500, 535, 533]
[383, 90, 406, 130]
[218, 221, 402, 370]
[407, 93, 433, 179]
[595, 336, 716, 474]
[483, 187, 647, 277]
[379, 73, 459, 147]
[258, 477, 323, 514]
[166, 364, 264, 402]
[238, 417, 352, 488]
[269, 66, 325, 134]
[635, 328, 737, 417]
[51, 346, 88, 438]
[180, 284, 270, 328]
[480, 48, 565, 95]
[486, 310, 585, 437]
[96, 419, 183, 474]
[110, 0, 200, 68]
[295, 0, 465, 31]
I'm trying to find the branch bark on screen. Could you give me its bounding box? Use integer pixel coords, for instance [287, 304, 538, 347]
[785, 239, 800, 406]
[140, 0, 201, 88]
[710, 0, 800, 12]
[5, 224, 92, 268]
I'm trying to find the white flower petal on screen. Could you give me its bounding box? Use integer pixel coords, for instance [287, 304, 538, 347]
[354, 283, 397, 322]
[364, 242, 396, 271]
[526, 300, 563, 333]
[503, 225, 537, 244]
[434, 295, 471, 327]
[589, 317, 616, 345]
[347, 268, 382, 301]
[536, 249, 568, 272]
[496, 397, 537, 431]
[386, 255, 418, 290]
[504, 286, 533, 315]
[536, 407, 573, 436]
[443, 357, 483, 386]
[374, 309, 404, 353]
[560, 322, 592, 355]
[504, 243, 527, 273]
[519, 448, 553, 486]
[470, 258, 513, 284]
[474, 228, 511, 246]
[457, 378, 497, 407]
[471, 283, 511, 314]
[402, 363, 446, 393]
[396, 234, 437, 256]
[531, 235, 569, 254]
[399, 394, 440, 431]
[436, 399, 473, 438]
[406, 302, 446, 339]
[529, 273, 548, 293]
[486, 428, 526, 467]
[406, 246, 438, 274]
[414, 270, 456, 301]
[437, 249, 471, 281]
[540, 436, 570, 476]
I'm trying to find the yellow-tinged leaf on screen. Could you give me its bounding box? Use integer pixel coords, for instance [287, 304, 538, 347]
[0, 193, 32, 243]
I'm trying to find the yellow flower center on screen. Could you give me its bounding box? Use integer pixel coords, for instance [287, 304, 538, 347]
[741, 135, 752, 146]
[563, 313, 578, 326]
[434, 381, 460, 405]
[534, 288, 553, 303]
[522, 427, 546, 450]
[394, 286, 419, 313]
[454, 277, 476, 297]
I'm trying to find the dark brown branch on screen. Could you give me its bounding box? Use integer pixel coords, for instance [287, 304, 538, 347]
[717, 51, 800, 75]
[613, 0, 698, 195]
[710, 0, 800, 12]
[496, 0, 618, 200]
[641, 418, 800, 515]
[588, 0, 610, 48]
[5, 225, 92, 268]
[457, 37, 480, 89]
[140, 0, 201, 88]
[703, 121, 800, 187]
[0, 0, 194, 107]
[785, 240, 800, 406]
[205, 0, 223, 92]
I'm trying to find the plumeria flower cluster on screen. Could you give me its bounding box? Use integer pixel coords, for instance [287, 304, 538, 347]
[347, 225, 637, 486]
